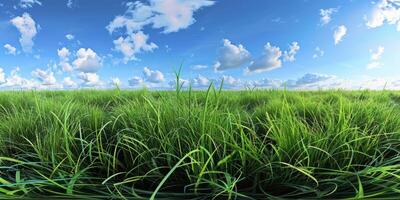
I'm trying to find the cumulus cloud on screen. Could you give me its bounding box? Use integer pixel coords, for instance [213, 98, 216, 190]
[283, 42, 300, 62]
[320, 8, 338, 25]
[57, 47, 73, 72]
[333, 25, 347, 45]
[367, 62, 383, 69]
[143, 67, 164, 83]
[355, 77, 400, 90]
[72, 48, 102, 72]
[107, 0, 215, 34]
[214, 39, 251, 71]
[220, 75, 243, 88]
[367, 46, 385, 69]
[58, 47, 70, 58]
[191, 65, 208, 70]
[110, 77, 122, 87]
[165, 73, 351, 90]
[113, 31, 158, 63]
[169, 78, 190, 88]
[246, 43, 282, 73]
[0, 68, 5, 83]
[65, 34, 74, 40]
[286, 73, 349, 90]
[10, 13, 38, 52]
[1, 67, 36, 89]
[371, 46, 385, 60]
[4, 44, 17, 55]
[295, 73, 334, 85]
[63, 77, 77, 88]
[365, 0, 400, 31]
[251, 78, 282, 89]
[313, 47, 324, 59]
[59, 61, 73, 72]
[128, 76, 144, 86]
[67, 0, 75, 8]
[19, 0, 42, 9]
[360, 78, 388, 90]
[78, 72, 103, 87]
[168, 75, 210, 89]
[213, 41, 301, 74]
[107, 0, 214, 61]
[150, 0, 215, 33]
[31, 69, 57, 85]
[192, 74, 210, 87]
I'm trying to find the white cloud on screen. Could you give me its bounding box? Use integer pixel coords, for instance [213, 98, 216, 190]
[107, 0, 215, 34]
[143, 67, 164, 83]
[295, 73, 335, 85]
[367, 62, 383, 69]
[65, 34, 74, 40]
[107, 0, 214, 61]
[214, 39, 251, 71]
[110, 77, 122, 87]
[320, 8, 338, 25]
[357, 77, 400, 90]
[78, 72, 103, 87]
[72, 48, 102, 72]
[283, 42, 300, 62]
[10, 13, 38, 52]
[59, 62, 73, 72]
[63, 77, 77, 88]
[58, 47, 70, 58]
[192, 74, 210, 87]
[67, 0, 74, 8]
[1, 67, 36, 89]
[163, 73, 355, 90]
[128, 76, 144, 86]
[212, 41, 302, 74]
[220, 75, 243, 88]
[367, 46, 385, 69]
[113, 31, 158, 63]
[271, 17, 283, 23]
[165, 45, 172, 52]
[313, 47, 324, 58]
[365, 0, 400, 31]
[150, 0, 215, 33]
[191, 64, 208, 70]
[169, 78, 190, 88]
[360, 78, 388, 90]
[333, 25, 347, 45]
[286, 73, 349, 90]
[19, 0, 42, 9]
[31, 68, 57, 85]
[251, 78, 282, 88]
[246, 43, 282, 73]
[371, 46, 385, 60]
[4, 44, 17, 55]
[0, 68, 5, 83]
[57, 47, 73, 72]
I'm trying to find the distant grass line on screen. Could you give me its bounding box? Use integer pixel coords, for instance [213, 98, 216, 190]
[0, 89, 400, 199]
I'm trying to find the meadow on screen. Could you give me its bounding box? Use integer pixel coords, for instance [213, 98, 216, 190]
[1, 86, 400, 199]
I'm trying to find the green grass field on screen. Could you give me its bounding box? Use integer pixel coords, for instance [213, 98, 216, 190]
[1, 87, 400, 199]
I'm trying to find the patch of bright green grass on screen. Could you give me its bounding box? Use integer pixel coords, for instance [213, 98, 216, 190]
[1, 88, 400, 199]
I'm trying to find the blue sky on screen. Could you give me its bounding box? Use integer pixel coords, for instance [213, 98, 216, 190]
[0, 0, 399, 90]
